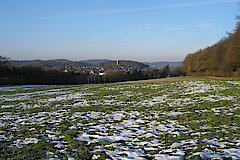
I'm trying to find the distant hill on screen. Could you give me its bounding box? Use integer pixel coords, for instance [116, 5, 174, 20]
[11, 59, 43, 63]
[12, 60, 89, 70]
[10, 59, 182, 70]
[50, 59, 71, 62]
[143, 61, 182, 68]
[11, 59, 110, 65]
[10, 59, 71, 63]
[97, 60, 149, 70]
[80, 59, 111, 65]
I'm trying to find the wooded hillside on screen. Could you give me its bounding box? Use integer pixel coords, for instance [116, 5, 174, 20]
[96, 60, 149, 70]
[182, 17, 240, 77]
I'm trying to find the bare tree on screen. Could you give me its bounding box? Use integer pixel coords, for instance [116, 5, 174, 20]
[0, 56, 10, 67]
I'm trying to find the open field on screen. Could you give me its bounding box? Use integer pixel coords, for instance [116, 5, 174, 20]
[0, 77, 239, 160]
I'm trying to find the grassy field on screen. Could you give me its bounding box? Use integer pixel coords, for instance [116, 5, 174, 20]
[0, 77, 239, 160]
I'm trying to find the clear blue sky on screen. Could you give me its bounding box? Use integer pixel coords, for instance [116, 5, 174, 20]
[0, 0, 239, 62]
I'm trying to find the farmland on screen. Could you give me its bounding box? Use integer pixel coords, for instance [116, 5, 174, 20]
[0, 77, 239, 160]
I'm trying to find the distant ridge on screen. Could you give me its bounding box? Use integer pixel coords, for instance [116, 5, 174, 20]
[10, 59, 72, 63]
[10, 59, 43, 63]
[11, 60, 89, 70]
[97, 60, 149, 70]
[10, 59, 111, 64]
[79, 59, 111, 65]
[50, 59, 71, 62]
[143, 61, 182, 68]
[10, 59, 181, 69]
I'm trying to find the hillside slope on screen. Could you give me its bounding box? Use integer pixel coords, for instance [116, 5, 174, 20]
[143, 61, 182, 68]
[80, 59, 111, 64]
[96, 60, 149, 70]
[12, 60, 89, 70]
[0, 77, 239, 159]
[182, 18, 240, 77]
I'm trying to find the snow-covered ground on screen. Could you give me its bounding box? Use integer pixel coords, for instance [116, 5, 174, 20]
[0, 78, 239, 159]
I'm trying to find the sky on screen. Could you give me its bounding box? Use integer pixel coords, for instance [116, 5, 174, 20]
[0, 0, 239, 62]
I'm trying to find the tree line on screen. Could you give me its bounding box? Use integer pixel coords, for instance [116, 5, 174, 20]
[0, 57, 185, 85]
[182, 16, 240, 77]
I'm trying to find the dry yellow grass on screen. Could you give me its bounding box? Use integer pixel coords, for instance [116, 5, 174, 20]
[123, 77, 190, 84]
[124, 76, 234, 84]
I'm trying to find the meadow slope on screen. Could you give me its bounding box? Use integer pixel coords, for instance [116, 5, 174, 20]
[0, 77, 239, 160]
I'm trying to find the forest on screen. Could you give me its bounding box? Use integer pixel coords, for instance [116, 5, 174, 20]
[182, 16, 240, 77]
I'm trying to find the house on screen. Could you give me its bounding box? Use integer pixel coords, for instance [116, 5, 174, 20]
[99, 72, 105, 76]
